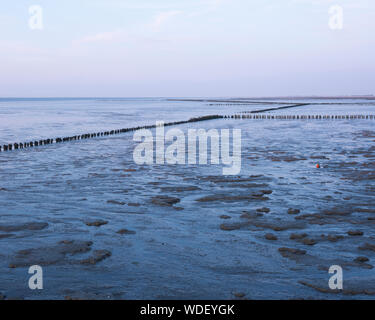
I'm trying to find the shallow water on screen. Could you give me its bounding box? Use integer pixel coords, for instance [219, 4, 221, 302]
[0, 98, 374, 299]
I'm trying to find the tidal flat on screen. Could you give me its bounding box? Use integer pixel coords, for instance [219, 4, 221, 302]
[0, 97, 374, 299]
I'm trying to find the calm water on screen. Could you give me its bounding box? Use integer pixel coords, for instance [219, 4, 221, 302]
[0, 98, 374, 299]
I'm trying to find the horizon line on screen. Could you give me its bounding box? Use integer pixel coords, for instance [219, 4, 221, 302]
[0, 95, 374, 100]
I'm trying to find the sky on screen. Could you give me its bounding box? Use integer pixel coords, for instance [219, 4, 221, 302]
[0, 0, 374, 97]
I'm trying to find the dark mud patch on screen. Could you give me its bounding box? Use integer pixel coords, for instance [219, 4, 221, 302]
[295, 207, 355, 225]
[85, 220, 108, 227]
[107, 200, 125, 205]
[254, 220, 305, 232]
[301, 238, 317, 246]
[64, 292, 120, 300]
[220, 222, 248, 231]
[299, 280, 375, 295]
[240, 212, 263, 219]
[267, 154, 307, 162]
[278, 247, 371, 271]
[127, 203, 140, 207]
[223, 214, 306, 232]
[288, 208, 300, 215]
[116, 229, 136, 235]
[353, 257, 373, 268]
[80, 250, 112, 265]
[355, 130, 375, 139]
[241, 214, 306, 232]
[265, 233, 278, 241]
[233, 292, 246, 298]
[161, 186, 201, 192]
[344, 170, 375, 182]
[359, 243, 375, 252]
[196, 194, 269, 203]
[260, 190, 273, 195]
[227, 183, 269, 189]
[9, 240, 93, 268]
[322, 207, 352, 216]
[320, 234, 344, 242]
[348, 230, 364, 236]
[294, 214, 332, 225]
[151, 196, 180, 207]
[278, 247, 307, 258]
[219, 215, 231, 219]
[290, 233, 308, 240]
[290, 234, 318, 246]
[0, 233, 14, 239]
[200, 175, 271, 184]
[0, 222, 48, 232]
[310, 155, 330, 160]
[355, 208, 375, 214]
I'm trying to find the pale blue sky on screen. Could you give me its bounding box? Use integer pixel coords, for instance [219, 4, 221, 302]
[0, 0, 374, 97]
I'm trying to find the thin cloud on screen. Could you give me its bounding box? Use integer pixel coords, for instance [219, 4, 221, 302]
[151, 10, 182, 31]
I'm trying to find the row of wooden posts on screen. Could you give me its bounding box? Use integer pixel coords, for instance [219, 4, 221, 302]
[1, 114, 373, 152]
[0, 115, 222, 152]
[225, 114, 375, 120]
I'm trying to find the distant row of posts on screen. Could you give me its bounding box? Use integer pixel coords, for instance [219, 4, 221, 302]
[1, 114, 373, 152]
